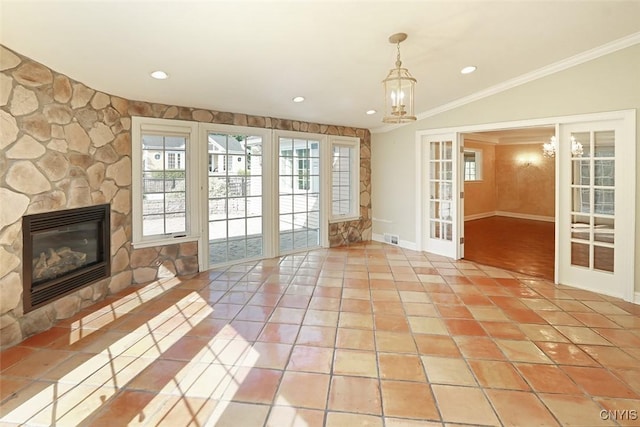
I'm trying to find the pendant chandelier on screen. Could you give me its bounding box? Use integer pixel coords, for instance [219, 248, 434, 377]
[382, 33, 417, 123]
[542, 136, 584, 158]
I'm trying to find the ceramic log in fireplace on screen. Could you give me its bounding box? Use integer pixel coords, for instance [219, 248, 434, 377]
[22, 204, 111, 313]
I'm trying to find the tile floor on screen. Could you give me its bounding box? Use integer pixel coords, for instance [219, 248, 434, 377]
[1, 242, 640, 426]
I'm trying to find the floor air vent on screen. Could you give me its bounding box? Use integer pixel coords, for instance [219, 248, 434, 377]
[384, 233, 399, 245]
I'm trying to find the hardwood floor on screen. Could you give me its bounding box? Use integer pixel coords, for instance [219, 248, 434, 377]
[464, 216, 555, 281]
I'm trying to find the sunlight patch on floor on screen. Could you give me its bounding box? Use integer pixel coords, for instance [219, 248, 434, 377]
[0, 289, 268, 425]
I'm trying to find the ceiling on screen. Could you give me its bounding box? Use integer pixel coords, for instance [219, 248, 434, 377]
[1, 1, 639, 132]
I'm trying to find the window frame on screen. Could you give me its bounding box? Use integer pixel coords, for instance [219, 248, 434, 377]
[274, 131, 327, 251]
[329, 136, 361, 223]
[463, 148, 483, 182]
[132, 117, 201, 249]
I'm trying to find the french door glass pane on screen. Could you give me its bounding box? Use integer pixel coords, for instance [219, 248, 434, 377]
[429, 140, 453, 241]
[279, 137, 320, 253]
[569, 131, 615, 272]
[571, 242, 590, 268]
[573, 132, 590, 157]
[208, 133, 263, 265]
[594, 246, 614, 272]
[595, 131, 615, 157]
[594, 217, 614, 244]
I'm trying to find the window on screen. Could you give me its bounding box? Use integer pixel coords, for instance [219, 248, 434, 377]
[278, 137, 321, 252]
[464, 149, 483, 181]
[296, 148, 310, 190]
[330, 136, 360, 222]
[132, 117, 200, 248]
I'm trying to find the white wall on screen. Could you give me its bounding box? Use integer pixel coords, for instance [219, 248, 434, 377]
[371, 43, 640, 290]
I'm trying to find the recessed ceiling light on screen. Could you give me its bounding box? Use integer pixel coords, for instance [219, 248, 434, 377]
[366, 110, 377, 115]
[292, 96, 305, 103]
[150, 70, 168, 80]
[461, 66, 477, 75]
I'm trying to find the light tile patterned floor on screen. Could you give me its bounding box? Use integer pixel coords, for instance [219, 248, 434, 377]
[1, 242, 640, 426]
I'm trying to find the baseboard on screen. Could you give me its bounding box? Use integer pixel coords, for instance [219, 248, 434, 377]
[464, 212, 496, 221]
[558, 280, 626, 301]
[464, 211, 555, 222]
[495, 211, 555, 223]
[372, 233, 418, 251]
[635, 292, 640, 305]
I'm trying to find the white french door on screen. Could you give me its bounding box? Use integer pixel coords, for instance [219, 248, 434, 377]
[205, 132, 267, 266]
[200, 127, 331, 267]
[422, 133, 461, 258]
[199, 125, 274, 269]
[277, 135, 323, 254]
[558, 118, 634, 300]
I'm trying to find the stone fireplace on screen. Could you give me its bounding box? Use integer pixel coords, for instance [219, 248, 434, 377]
[22, 204, 110, 313]
[0, 44, 370, 348]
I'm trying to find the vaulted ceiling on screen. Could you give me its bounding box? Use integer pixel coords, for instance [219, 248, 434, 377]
[2, 1, 639, 132]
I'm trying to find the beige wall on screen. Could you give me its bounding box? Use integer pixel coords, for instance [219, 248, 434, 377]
[463, 140, 496, 218]
[371, 43, 640, 291]
[463, 141, 555, 219]
[495, 143, 555, 218]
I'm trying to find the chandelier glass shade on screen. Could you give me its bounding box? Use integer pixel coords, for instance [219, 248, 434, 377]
[542, 136, 584, 158]
[383, 33, 417, 124]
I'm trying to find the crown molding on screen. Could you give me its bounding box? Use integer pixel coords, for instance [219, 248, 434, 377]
[371, 31, 640, 134]
[463, 133, 498, 144]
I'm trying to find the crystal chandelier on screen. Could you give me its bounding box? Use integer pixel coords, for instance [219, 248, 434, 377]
[542, 136, 584, 158]
[382, 33, 417, 123]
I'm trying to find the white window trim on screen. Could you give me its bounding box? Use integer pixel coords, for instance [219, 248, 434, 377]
[131, 116, 201, 249]
[329, 136, 361, 223]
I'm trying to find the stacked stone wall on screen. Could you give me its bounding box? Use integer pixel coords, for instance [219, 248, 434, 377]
[0, 45, 371, 348]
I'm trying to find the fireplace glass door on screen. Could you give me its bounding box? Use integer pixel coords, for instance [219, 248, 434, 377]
[22, 204, 110, 312]
[31, 222, 100, 284]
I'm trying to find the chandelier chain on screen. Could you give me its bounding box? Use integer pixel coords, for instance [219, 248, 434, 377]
[396, 42, 402, 68]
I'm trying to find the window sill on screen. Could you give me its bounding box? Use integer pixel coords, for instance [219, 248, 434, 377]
[132, 235, 199, 250]
[329, 215, 362, 224]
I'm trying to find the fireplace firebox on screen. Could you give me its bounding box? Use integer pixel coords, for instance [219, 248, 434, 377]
[22, 204, 111, 313]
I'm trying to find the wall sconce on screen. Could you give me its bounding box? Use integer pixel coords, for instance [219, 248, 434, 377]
[516, 155, 538, 167]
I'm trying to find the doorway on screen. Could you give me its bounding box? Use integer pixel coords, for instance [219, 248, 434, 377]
[206, 131, 266, 265]
[461, 127, 556, 280]
[200, 126, 332, 269]
[416, 110, 635, 301]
